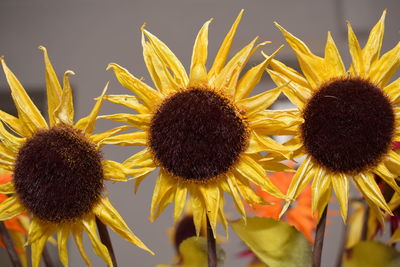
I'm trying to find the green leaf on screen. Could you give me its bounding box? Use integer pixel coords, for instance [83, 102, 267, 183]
[231, 217, 312, 267]
[343, 241, 400, 267]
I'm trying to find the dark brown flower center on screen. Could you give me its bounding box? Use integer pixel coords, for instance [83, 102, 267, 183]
[14, 125, 103, 223]
[149, 88, 247, 182]
[302, 78, 394, 173]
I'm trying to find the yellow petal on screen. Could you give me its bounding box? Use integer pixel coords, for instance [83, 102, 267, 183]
[0, 121, 25, 153]
[236, 87, 281, 117]
[72, 226, 92, 267]
[107, 63, 163, 108]
[383, 78, 400, 105]
[1, 57, 47, 133]
[274, 22, 325, 89]
[93, 197, 154, 254]
[249, 109, 303, 135]
[347, 21, 364, 77]
[383, 150, 400, 177]
[247, 131, 293, 159]
[174, 185, 188, 222]
[198, 185, 220, 238]
[269, 58, 309, 88]
[189, 19, 212, 86]
[81, 215, 113, 267]
[142, 31, 179, 94]
[142, 27, 189, 87]
[100, 131, 148, 146]
[346, 200, 366, 248]
[57, 226, 70, 267]
[234, 176, 264, 204]
[90, 125, 132, 146]
[226, 173, 245, 218]
[369, 42, 400, 87]
[129, 167, 156, 183]
[311, 167, 331, 216]
[150, 170, 175, 221]
[353, 173, 392, 215]
[374, 162, 400, 195]
[331, 174, 349, 222]
[208, 10, 243, 80]
[0, 110, 29, 137]
[268, 69, 312, 109]
[123, 148, 156, 168]
[218, 195, 229, 238]
[280, 157, 313, 218]
[324, 32, 346, 77]
[26, 217, 52, 245]
[74, 83, 108, 135]
[39, 46, 63, 126]
[31, 231, 51, 267]
[101, 94, 150, 114]
[97, 113, 151, 129]
[212, 37, 258, 96]
[0, 181, 15, 194]
[258, 160, 295, 173]
[54, 70, 75, 125]
[362, 10, 386, 70]
[190, 191, 205, 236]
[102, 160, 129, 182]
[235, 45, 283, 101]
[236, 154, 284, 199]
[0, 196, 24, 220]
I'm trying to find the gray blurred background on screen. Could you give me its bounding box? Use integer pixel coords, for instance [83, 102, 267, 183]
[1, 0, 400, 266]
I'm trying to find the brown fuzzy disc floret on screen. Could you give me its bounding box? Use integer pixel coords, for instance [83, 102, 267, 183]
[149, 88, 247, 182]
[14, 125, 104, 223]
[302, 78, 394, 174]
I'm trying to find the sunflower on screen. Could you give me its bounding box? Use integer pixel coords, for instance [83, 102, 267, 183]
[267, 10, 400, 222]
[101, 10, 295, 236]
[0, 48, 153, 267]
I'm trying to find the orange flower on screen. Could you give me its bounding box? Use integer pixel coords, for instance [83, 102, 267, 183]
[249, 167, 317, 242]
[0, 174, 28, 264]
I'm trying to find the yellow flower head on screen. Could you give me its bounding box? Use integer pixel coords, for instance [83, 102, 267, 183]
[269, 11, 400, 222]
[103, 10, 294, 236]
[0, 48, 153, 267]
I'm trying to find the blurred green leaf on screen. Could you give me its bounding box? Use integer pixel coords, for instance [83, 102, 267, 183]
[231, 217, 312, 267]
[343, 241, 400, 267]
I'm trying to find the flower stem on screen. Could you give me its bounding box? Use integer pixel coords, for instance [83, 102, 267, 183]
[313, 205, 328, 267]
[361, 205, 370, 240]
[0, 221, 23, 267]
[96, 217, 118, 267]
[206, 217, 217, 267]
[42, 245, 55, 267]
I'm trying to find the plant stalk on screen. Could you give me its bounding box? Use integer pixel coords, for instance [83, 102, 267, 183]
[206, 217, 217, 267]
[42, 245, 55, 267]
[0, 221, 23, 267]
[96, 217, 118, 267]
[313, 205, 328, 267]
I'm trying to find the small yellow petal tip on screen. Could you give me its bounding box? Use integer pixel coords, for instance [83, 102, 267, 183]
[65, 70, 75, 76]
[106, 63, 116, 71]
[38, 45, 47, 52]
[0, 56, 4, 63]
[141, 23, 147, 31]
